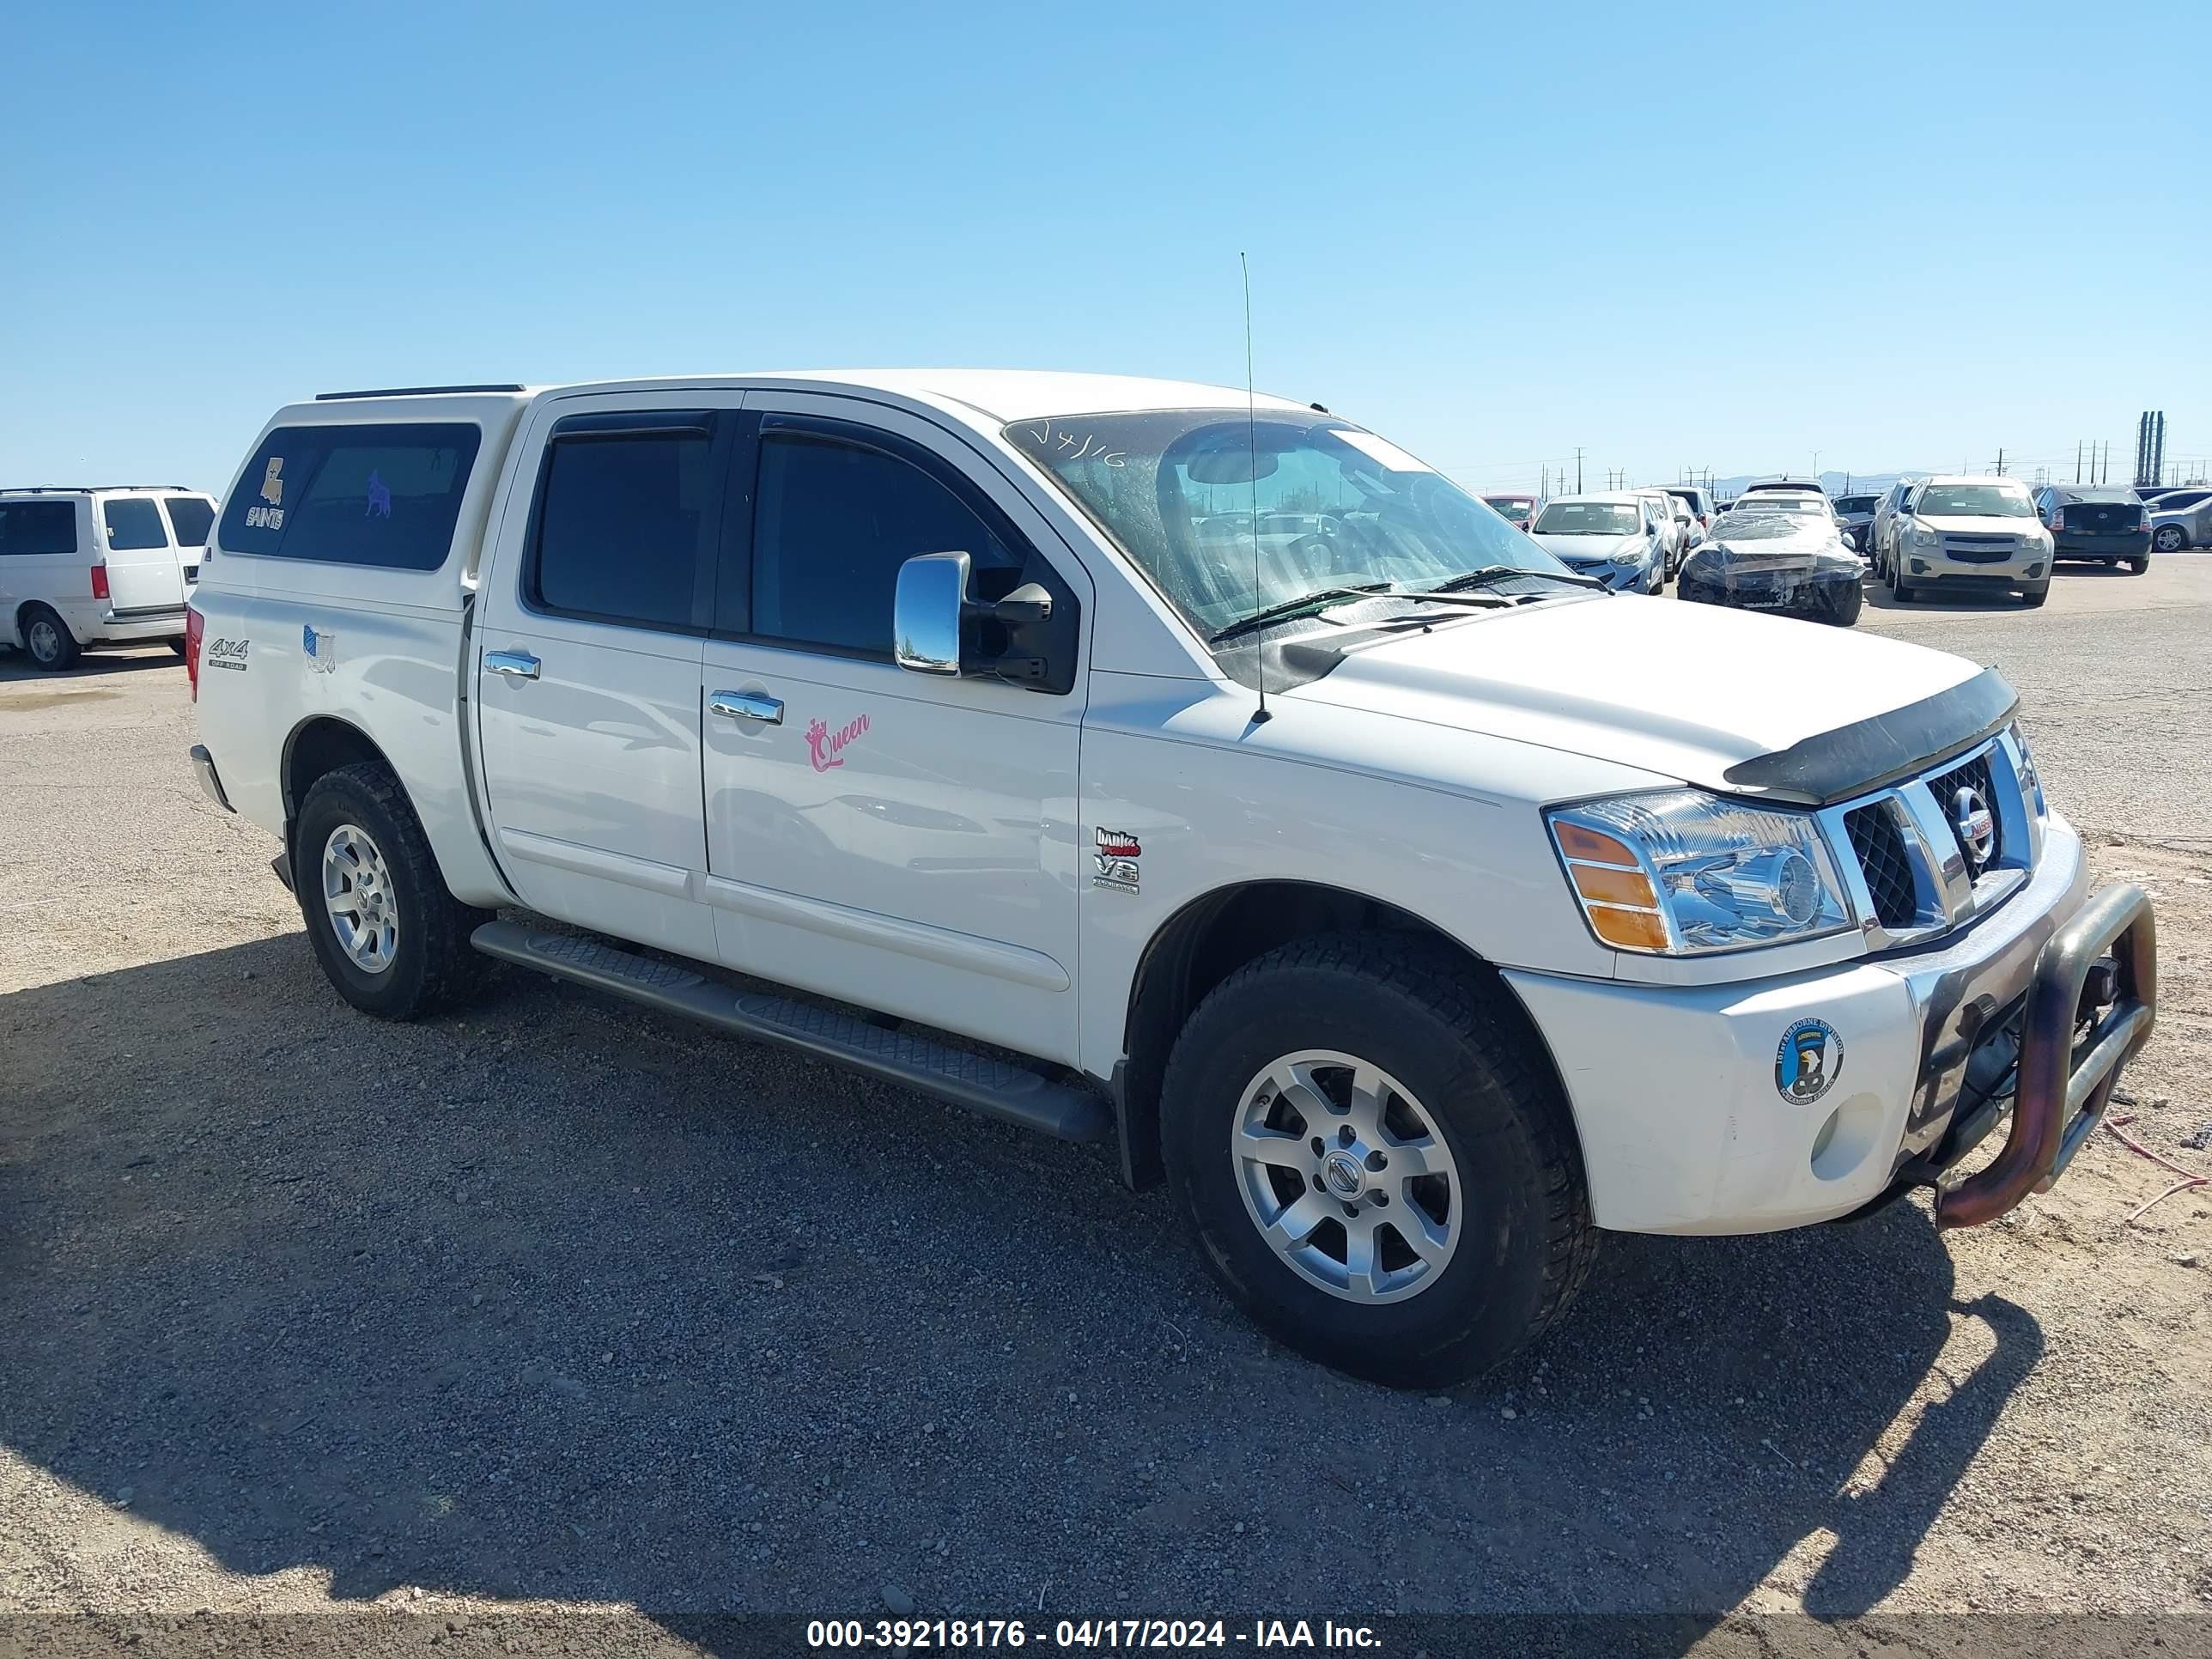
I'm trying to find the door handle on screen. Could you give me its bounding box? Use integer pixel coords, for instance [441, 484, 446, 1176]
[484, 650, 541, 681]
[709, 690, 784, 725]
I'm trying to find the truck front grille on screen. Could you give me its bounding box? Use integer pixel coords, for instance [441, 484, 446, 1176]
[1845, 805, 1918, 930]
[1817, 729, 2041, 948]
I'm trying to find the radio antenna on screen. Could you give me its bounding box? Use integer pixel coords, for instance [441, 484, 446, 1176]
[1242, 251, 1271, 726]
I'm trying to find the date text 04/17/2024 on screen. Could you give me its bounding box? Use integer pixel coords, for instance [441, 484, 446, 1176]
[804, 1618, 1381, 1649]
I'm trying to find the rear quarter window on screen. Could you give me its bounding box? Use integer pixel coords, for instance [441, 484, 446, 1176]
[0, 501, 79, 556]
[219, 422, 482, 569]
[103, 498, 170, 550]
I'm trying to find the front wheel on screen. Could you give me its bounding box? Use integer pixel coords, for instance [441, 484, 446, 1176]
[2020, 583, 2049, 607]
[294, 763, 493, 1020]
[2152, 526, 2188, 553]
[1160, 937, 1595, 1389]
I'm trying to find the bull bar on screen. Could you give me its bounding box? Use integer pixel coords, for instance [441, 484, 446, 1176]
[1935, 883, 2157, 1228]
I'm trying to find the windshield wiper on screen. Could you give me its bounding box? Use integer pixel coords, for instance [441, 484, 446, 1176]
[1208, 582, 1401, 642]
[1426, 564, 1606, 595]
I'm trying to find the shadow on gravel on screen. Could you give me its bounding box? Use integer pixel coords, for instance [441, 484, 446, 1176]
[0, 935, 2042, 1646]
[0, 644, 182, 683]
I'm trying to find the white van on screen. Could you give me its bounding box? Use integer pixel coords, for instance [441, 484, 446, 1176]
[0, 486, 215, 670]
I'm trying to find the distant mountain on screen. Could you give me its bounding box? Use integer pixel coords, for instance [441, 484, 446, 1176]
[1710, 470, 1930, 501]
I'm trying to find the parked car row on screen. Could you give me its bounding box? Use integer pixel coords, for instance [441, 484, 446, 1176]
[0, 485, 216, 669]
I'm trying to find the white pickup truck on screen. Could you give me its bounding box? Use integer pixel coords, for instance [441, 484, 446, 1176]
[186, 372, 2156, 1387]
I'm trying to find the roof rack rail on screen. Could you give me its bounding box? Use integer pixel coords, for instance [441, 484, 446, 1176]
[314, 383, 526, 401]
[2, 483, 194, 494]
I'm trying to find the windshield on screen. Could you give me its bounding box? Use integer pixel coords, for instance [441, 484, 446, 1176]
[1533, 501, 1641, 536]
[1735, 495, 1826, 515]
[1915, 483, 2034, 519]
[1834, 495, 1879, 513]
[1005, 411, 1568, 636]
[1484, 496, 1534, 515]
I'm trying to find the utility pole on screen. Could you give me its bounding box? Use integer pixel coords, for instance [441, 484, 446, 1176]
[2075, 441, 2083, 483]
[1576, 447, 1584, 494]
[1995, 447, 2005, 476]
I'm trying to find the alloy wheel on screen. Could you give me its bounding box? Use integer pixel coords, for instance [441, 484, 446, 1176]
[322, 823, 400, 974]
[1231, 1049, 1462, 1304]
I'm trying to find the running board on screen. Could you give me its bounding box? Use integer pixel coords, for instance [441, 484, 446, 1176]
[469, 921, 1109, 1143]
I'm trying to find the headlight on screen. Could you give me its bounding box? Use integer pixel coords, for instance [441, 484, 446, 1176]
[1547, 790, 1853, 955]
[1911, 524, 1938, 546]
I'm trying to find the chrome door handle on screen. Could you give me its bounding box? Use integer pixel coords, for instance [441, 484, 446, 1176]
[709, 690, 784, 725]
[484, 650, 541, 681]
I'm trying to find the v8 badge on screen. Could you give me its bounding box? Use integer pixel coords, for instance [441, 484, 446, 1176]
[1092, 828, 1141, 894]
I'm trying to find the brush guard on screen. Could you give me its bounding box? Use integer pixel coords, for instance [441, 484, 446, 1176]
[1934, 883, 2156, 1228]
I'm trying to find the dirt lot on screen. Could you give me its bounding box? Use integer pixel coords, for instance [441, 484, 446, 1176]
[3, 561, 2209, 1642]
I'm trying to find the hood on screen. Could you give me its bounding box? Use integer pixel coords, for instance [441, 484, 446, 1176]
[1688, 515, 1861, 579]
[1528, 532, 1645, 564]
[1915, 514, 2037, 536]
[1286, 592, 1995, 801]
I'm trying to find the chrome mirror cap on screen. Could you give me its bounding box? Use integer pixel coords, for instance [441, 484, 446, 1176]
[894, 550, 969, 676]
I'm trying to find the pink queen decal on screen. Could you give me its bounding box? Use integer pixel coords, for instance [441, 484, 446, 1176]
[805, 712, 871, 772]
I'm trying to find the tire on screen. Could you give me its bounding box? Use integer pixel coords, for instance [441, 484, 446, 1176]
[1828, 581, 1863, 626]
[2152, 526, 2187, 553]
[20, 605, 80, 672]
[1889, 561, 1916, 603]
[2020, 583, 2049, 608]
[293, 762, 493, 1020]
[2125, 556, 2149, 574]
[1160, 934, 1595, 1389]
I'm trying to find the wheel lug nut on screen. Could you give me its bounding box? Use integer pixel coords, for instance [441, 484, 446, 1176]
[1365, 1151, 1387, 1171]
[1337, 1126, 1355, 1147]
[1340, 1203, 1358, 1219]
[1310, 1137, 1325, 1158]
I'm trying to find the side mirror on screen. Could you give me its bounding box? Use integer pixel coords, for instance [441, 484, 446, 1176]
[894, 551, 968, 676]
[894, 552, 1063, 688]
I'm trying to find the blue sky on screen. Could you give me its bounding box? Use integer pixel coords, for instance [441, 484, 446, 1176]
[4, 0, 2205, 497]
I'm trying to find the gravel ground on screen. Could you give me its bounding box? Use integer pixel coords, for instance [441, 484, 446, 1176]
[2, 561, 2209, 1639]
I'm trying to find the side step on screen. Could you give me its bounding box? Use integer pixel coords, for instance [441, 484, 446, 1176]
[470, 921, 1109, 1143]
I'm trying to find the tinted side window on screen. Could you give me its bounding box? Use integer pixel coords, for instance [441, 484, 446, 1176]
[162, 496, 215, 547]
[750, 435, 1023, 655]
[530, 429, 716, 632]
[0, 501, 78, 556]
[103, 498, 169, 550]
[217, 422, 482, 570]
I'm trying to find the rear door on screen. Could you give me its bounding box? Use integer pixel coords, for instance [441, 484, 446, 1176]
[473, 393, 741, 961]
[161, 495, 216, 589]
[98, 495, 186, 615]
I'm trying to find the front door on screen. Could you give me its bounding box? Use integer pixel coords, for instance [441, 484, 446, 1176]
[699, 393, 1089, 1062]
[475, 395, 741, 960]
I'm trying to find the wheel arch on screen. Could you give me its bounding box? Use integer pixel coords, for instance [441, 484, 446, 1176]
[1113, 878, 1577, 1191]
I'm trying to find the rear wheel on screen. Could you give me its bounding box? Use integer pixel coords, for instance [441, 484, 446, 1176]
[294, 763, 493, 1020]
[20, 605, 79, 672]
[1160, 935, 1595, 1388]
[2125, 556, 2149, 574]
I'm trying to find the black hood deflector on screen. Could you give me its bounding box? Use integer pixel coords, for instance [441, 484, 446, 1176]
[1722, 666, 2020, 805]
